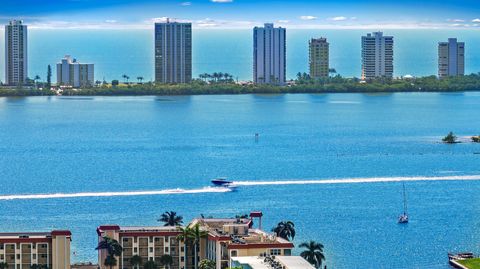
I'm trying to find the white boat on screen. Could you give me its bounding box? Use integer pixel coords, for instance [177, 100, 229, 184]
[398, 182, 409, 224]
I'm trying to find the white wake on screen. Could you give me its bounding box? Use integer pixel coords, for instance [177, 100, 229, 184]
[0, 187, 232, 201]
[232, 175, 480, 186]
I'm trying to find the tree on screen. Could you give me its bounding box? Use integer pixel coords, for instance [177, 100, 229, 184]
[111, 80, 119, 87]
[95, 80, 102, 87]
[189, 223, 208, 269]
[177, 226, 192, 269]
[158, 211, 183, 226]
[122, 74, 130, 84]
[0, 262, 7, 269]
[144, 260, 158, 269]
[130, 254, 143, 269]
[46, 65, 52, 89]
[472, 135, 480, 143]
[95, 236, 123, 269]
[137, 76, 144, 84]
[199, 259, 216, 269]
[299, 241, 325, 268]
[159, 254, 173, 269]
[442, 132, 458, 144]
[272, 221, 295, 241]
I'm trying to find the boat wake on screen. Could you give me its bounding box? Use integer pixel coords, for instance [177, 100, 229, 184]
[232, 175, 480, 186]
[2, 175, 480, 201]
[0, 186, 232, 201]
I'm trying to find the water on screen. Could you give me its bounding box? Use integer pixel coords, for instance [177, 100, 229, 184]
[1, 93, 480, 268]
[1, 29, 480, 83]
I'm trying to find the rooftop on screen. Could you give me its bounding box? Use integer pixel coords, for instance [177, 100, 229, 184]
[231, 256, 314, 269]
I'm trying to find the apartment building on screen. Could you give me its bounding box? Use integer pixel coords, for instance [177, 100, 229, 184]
[361, 32, 394, 80]
[0, 230, 71, 269]
[253, 23, 286, 85]
[309, 38, 329, 79]
[5, 20, 28, 86]
[438, 38, 465, 78]
[56, 55, 94, 88]
[96, 225, 193, 269]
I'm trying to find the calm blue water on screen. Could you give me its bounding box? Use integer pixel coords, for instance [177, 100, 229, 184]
[1, 29, 480, 82]
[1, 93, 480, 268]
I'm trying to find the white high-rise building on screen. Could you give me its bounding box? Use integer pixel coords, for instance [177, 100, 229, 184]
[438, 38, 464, 78]
[253, 23, 286, 85]
[154, 20, 192, 84]
[361, 32, 393, 80]
[5, 20, 28, 86]
[56, 55, 94, 87]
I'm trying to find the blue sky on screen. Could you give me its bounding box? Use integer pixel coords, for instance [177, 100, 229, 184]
[2, 0, 480, 29]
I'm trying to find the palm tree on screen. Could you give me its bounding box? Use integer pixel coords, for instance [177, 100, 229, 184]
[144, 260, 158, 269]
[0, 262, 8, 269]
[95, 236, 123, 269]
[130, 254, 143, 269]
[299, 241, 325, 268]
[159, 254, 173, 269]
[158, 211, 183, 226]
[199, 259, 216, 269]
[189, 223, 208, 269]
[104, 255, 117, 268]
[272, 221, 295, 241]
[137, 76, 144, 84]
[33, 75, 41, 88]
[177, 226, 192, 269]
[122, 74, 130, 84]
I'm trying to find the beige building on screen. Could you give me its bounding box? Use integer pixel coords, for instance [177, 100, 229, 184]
[97, 225, 192, 269]
[98, 212, 296, 269]
[0, 230, 71, 269]
[438, 38, 464, 78]
[309, 38, 329, 79]
[190, 212, 295, 269]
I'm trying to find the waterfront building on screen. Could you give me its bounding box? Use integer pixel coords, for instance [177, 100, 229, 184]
[96, 225, 191, 269]
[361, 32, 393, 80]
[309, 38, 329, 79]
[190, 212, 294, 269]
[0, 230, 71, 269]
[231, 256, 315, 269]
[5, 20, 28, 86]
[154, 20, 192, 84]
[438, 38, 465, 78]
[98, 212, 295, 269]
[253, 23, 286, 85]
[56, 55, 94, 88]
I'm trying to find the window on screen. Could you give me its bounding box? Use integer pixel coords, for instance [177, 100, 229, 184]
[270, 249, 281, 256]
[283, 249, 291, 256]
[231, 250, 237, 257]
[165, 247, 169, 253]
[150, 247, 153, 253]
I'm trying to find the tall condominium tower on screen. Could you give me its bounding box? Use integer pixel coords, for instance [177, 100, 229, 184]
[5, 20, 28, 86]
[438, 38, 464, 78]
[309, 38, 329, 79]
[154, 20, 192, 84]
[361, 32, 393, 80]
[253, 23, 286, 85]
[56, 55, 94, 87]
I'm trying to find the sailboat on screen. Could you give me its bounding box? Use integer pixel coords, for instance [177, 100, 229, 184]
[398, 182, 409, 224]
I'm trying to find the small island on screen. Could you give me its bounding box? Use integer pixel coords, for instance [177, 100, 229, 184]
[472, 136, 480, 143]
[442, 132, 460, 144]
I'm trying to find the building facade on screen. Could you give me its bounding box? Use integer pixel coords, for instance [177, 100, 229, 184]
[253, 23, 286, 85]
[438, 38, 465, 78]
[231, 256, 315, 269]
[154, 20, 192, 84]
[361, 32, 393, 80]
[0, 230, 71, 269]
[5, 20, 28, 86]
[56, 55, 94, 88]
[98, 212, 295, 269]
[97, 225, 193, 269]
[309, 38, 329, 79]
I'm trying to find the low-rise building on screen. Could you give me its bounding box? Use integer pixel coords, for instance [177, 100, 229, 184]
[96, 225, 191, 269]
[0, 230, 71, 269]
[190, 212, 295, 269]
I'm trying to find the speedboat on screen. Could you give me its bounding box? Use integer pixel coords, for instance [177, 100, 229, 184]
[211, 178, 233, 186]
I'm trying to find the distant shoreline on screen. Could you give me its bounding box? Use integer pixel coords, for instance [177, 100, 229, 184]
[2, 75, 480, 96]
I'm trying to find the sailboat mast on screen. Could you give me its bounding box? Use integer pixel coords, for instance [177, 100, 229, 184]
[403, 182, 408, 214]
